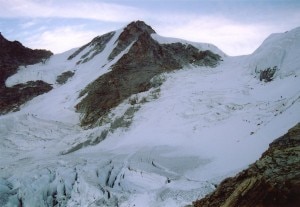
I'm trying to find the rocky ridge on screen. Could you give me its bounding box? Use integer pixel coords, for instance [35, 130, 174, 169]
[193, 123, 300, 207]
[0, 32, 53, 113]
[75, 21, 221, 127]
[68, 31, 115, 64]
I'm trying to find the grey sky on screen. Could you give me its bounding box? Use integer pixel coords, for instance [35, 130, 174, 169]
[1, 0, 299, 55]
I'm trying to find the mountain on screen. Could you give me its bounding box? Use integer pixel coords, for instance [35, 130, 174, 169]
[0, 21, 299, 207]
[74, 21, 221, 128]
[0, 32, 53, 114]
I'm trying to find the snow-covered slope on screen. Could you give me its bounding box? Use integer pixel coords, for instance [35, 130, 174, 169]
[4, 29, 127, 124]
[0, 23, 299, 207]
[248, 27, 300, 78]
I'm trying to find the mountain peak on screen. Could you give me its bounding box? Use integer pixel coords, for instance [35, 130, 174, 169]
[77, 24, 221, 127]
[108, 21, 156, 60]
[124, 20, 156, 35]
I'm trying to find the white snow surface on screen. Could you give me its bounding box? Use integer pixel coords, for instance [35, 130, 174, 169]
[248, 27, 300, 78]
[0, 27, 300, 207]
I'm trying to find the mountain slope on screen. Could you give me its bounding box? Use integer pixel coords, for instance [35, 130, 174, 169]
[0, 32, 53, 114]
[192, 27, 300, 207]
[249, 27, 300, 81]
[0, 32, 52, 85]
[0, 22, 299, 207]
[193, 123, 300, 207]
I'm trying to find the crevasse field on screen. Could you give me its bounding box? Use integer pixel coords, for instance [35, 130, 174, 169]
[1, 27, 300, 206]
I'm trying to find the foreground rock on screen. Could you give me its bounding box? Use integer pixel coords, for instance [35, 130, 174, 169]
[193, 123, 300, 207]
[0, 32, 53, 114]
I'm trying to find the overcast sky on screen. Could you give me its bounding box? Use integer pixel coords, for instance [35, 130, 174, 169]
[1, 0, 300, 56]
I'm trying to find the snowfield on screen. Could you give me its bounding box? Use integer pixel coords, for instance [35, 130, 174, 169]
[0, 26, 300, 207]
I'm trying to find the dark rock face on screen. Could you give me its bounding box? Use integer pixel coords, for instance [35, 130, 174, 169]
[0, 33, 53, 114]
[108, 20, 156, 60]
[193, 123, 300, 207]
[0, 81, 53, 113]
[76, 21, 221, 127]
[162, 43, 221, 67]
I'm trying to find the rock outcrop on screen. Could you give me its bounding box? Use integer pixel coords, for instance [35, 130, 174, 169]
[193, 123, 300, 207]
[56, 71, 75, 85]
[76, 21, 221, 127]
[259, 66, 278, 82]
[0, 32, 53, 114]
